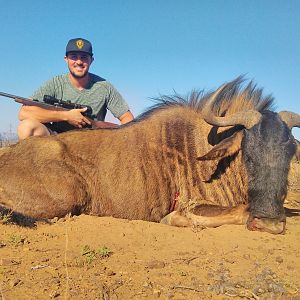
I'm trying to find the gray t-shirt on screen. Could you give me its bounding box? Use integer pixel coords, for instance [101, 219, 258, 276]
[31, 73, 129, 121]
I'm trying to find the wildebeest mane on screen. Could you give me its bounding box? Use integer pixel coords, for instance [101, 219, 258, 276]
[136, 77, 275, 122]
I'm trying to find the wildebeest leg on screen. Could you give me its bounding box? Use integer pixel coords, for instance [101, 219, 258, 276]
[0, 160, 88, 219]
[160, 204, 249, 228]
[160, 211, 192, 227]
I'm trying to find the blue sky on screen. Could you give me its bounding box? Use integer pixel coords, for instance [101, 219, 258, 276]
[1, 0, 299, 138]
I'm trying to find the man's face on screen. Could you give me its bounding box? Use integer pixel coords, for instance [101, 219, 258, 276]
[64, 52, 93, 79]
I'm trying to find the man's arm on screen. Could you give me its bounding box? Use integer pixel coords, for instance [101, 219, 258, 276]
[19, 105, 91, 128]
[118, 111, 134, 124]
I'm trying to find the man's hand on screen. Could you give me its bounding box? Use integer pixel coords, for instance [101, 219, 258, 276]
[65, 107, 92, 128]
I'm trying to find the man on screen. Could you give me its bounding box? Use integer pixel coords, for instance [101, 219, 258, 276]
[18, 38, 134, 140]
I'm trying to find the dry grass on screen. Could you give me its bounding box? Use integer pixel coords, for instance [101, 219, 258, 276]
[286, 159, 300, 207]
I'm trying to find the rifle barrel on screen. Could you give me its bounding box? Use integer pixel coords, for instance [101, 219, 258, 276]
[0, 91, 29, 101]
[0, 91, 43, 103]
[0, 91, 68, 112]
[0, 91, 95, 117]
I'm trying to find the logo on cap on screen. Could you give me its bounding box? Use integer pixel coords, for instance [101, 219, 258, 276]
[76, 39, 84, 49]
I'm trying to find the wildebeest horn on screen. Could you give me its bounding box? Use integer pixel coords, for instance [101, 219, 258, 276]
[201, 84, 262, 129]
[278, 111, 300, 129]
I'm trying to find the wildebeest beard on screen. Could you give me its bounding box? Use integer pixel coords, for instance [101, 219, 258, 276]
[242, 111, 297, 232]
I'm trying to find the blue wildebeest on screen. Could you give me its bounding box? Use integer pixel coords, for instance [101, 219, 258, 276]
[0, 77, 299, 234]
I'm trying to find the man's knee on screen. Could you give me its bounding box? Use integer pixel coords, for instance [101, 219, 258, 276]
[18, 119, 50, 140]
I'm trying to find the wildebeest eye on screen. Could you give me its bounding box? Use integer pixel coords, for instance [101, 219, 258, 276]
[243, 153, 252, 164]
[282, 134, 297, 147]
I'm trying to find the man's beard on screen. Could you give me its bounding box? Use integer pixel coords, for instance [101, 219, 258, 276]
[69, 67, 89, 79]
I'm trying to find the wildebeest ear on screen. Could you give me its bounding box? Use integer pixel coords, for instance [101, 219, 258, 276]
[197, 131, 244, 161]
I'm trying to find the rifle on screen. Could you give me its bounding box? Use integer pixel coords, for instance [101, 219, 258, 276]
[0, 91, 118, 132]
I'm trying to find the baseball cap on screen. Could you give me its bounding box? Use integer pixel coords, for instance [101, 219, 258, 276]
[65, 38, 93, 56]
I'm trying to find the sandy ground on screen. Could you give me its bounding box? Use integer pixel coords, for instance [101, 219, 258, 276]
[0, 162, 299, 300]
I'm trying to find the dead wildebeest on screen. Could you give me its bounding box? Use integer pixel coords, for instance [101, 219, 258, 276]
[0, 77, 299, 234]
